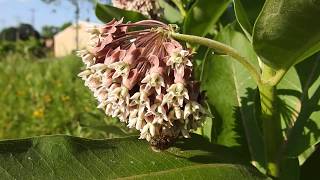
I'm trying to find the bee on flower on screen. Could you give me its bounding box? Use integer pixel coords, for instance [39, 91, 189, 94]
[77, 18, 208, 150]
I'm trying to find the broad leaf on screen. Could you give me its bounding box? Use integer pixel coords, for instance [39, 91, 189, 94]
[298, 146, 317, 165]
[189, 46, 216, 142]
[219, 5, 237, 26]
[233, 0, 265, 39]
[0, 135, 267, 179]
[78, 113, 136, 137]
[277, 54, 320, 159]
[201, 24, 265, 170]
[183, 0, 231, 37]
[201, 116, 214, 142]
[181, 0, 195, 8]
[158, 0, 183, 23]
[191, 46, 215, 142]
[95, 3, 147, 23]
[252, 0, 320, 70]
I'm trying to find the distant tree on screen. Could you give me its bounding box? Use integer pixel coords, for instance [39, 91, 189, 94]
[60, 22, 72, 31]
[18, 24, 40, 40]
[0, 23, 39, 41]
[0, 27, 18, 41]
[41, 25, 60, 38]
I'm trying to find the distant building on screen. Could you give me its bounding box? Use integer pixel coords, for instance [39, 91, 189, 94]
[54, 21, 92, 57]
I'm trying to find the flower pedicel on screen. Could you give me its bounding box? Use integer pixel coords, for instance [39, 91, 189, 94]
[77, 18, 207, 150]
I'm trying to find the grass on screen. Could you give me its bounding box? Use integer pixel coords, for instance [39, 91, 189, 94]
[0, 55, 133, 140]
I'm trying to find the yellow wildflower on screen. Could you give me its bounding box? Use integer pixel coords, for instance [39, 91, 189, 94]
[61, 95, 70, 102]
[32, 107, 45, 119]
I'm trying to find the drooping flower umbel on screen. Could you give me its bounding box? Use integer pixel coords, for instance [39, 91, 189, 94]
[77, 18, 207, 150]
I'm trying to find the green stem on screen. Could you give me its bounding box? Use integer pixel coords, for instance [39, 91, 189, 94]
[171, 0, 187, 17]
[258, 64, 283, 178]
[170, 32, 262, 85]
[266, 69, 287, 86]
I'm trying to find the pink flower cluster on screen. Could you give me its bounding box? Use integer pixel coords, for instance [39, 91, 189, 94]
[112, 0, 159, 18]
[77, 19, 206, 148]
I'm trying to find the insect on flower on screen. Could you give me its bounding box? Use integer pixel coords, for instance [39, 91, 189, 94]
[77, 18, 208, 151]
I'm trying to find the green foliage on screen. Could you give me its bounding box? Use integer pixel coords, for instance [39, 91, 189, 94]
[201, 24, 265, 170]
[183, 0, 231, 37]
[41, 25, 60, 38]
[0, 23, 44, 58]
[277, 54, 320, 159]
[0, 56, 127, 139]
[0, 39, 46, 59]
[95, 3, 147, 23]
[0, 27, 18, 41]
[158, 0, 183, 23]
[0, 41, 16, 56]
[252, 0, 320, 70]
[0, 134, 267, 179]
[233, 0, 264, 39]
[0, 23, 40, 41]
[175, 0, 320, 177]
[95, 1, 186, 24]
[0, 0, 319, 178]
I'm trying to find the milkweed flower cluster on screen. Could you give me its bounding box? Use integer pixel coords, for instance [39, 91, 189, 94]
[112, 0, 160, 18]
[77, 18, 207, 149]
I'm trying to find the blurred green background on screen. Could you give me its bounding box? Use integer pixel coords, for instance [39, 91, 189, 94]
[0, 54, 135, 139]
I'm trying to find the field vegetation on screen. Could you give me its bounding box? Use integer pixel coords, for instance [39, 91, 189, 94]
[0, 55, 132, 139]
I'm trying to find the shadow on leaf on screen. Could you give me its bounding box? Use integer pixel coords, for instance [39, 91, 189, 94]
[172, 133, 249, 165]
[281, 54, 320, 157]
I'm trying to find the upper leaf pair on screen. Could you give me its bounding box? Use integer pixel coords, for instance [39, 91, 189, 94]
[235, 0, 320, 70]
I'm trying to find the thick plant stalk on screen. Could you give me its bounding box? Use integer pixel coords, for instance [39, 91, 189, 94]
[259, 64, 283, 177]
[265, 68, 287, 86]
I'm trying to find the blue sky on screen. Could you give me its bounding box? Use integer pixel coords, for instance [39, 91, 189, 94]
[0, 0, 109, 32]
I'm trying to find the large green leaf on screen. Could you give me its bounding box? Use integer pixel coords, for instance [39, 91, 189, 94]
[201, 24, 265, 170]
[183, 0, 231, 37]
[95, 3, 147, 23]
[191, 46, 215, 142]
[298, 145, 317, 165]
[233, 0, 265, 39]
[0, 135, 267, 179]
[277, 54, 320, 159]
[158, 0, 183, 23]
[252, 0, 320, 70]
